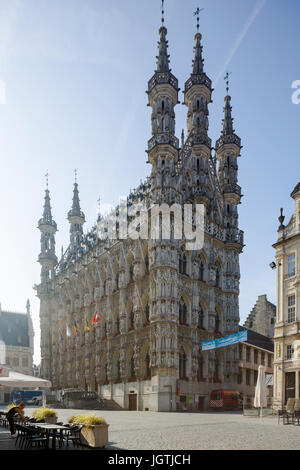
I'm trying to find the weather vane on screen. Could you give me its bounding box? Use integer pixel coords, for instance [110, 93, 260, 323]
[224, 71, 232, 95]
[161, 0, 165, 26]
[194, 7, 204, 33]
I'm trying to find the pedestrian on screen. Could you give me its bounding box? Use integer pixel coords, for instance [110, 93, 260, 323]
[6, 402, 27, 438]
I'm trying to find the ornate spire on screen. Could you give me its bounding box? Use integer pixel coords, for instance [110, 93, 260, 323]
[192, 33, 204, 75]
[184, 9, 212, 95]
[38, 176, 57, 285]
[147, 0, 179, 157]
[215, 75, 241, 151]
[222, 95, 234, 136]
[147, 0, 179, 97]
[183, 9, 212, 148]
[38, 177, 57, 231]
[68, 172, 85, 249]
[156, 25, 170, 73]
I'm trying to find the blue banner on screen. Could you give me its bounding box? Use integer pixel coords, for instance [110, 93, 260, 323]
[201, 330, 248, 351]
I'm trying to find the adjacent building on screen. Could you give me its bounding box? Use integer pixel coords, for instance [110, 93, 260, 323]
[237, 326, 274, 404]
[244, 295, 276, 339]
[36, 14, 244, 411]
[0, 301, 34, 403]
[273, 183, 300, 408]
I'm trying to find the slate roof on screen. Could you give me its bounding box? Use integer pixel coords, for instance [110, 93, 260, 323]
[0, 311, 29, 347]
[239, 326, 274, 353]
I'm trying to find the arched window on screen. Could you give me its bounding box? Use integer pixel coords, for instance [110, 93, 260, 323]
[145, 303, 150, 323]
[216, 268, 220, 288]
[117, 359, 121, 380]
[197, 158, 200, 174]
[199, 261, 204, 281]
[103, 322, 107, 337]
[116, 315, 120, 334]
[179, 251, 187, 275]
[179, 299, 187, 325]
[145, 354, 151, 379]
[145, 254, 149, 272]
[129, 264, 134, 282]
[115, 272, 119, 290]
[130, 310, 135, 330]
[198, 307, 204, 329]
[197, 354, 203, 380]
[105, 363, 108, 382]
[130, 355, 135, 379]
[179, 349, 187, 379]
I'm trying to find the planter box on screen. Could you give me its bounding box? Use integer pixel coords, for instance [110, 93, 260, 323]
[80, 424, 109, 448]
[45, 416, 57, 424]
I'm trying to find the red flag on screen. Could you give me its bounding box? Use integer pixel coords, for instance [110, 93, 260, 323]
[92, 312, 100, 325]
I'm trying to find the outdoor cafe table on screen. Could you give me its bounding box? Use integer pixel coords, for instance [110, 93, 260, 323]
[31, 423, 70, 450]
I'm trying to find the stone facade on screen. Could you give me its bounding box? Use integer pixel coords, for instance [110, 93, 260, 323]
[244, 295, 276, 339]
[35, 19, 244, 411]
[273, 183, 300, 408]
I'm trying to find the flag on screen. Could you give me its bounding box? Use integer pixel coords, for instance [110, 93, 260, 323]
[85, 316, 90, 332]
[92, 311, 100, 325]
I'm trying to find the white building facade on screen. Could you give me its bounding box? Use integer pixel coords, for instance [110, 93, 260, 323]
[273, 183, 300, 408]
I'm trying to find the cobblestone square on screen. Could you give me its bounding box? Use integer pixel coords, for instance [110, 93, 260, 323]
[1, 407, 300, 450]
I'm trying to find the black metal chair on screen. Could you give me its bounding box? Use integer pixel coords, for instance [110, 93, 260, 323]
[278, 409, 288, 424]
[65, 425, 84, 449]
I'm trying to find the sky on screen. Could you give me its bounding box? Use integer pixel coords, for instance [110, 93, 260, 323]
[0, 0, 299, 364]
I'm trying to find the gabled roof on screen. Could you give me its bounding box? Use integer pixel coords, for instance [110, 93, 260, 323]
[0, 311, 29, 347]
[239, 326, 274, 353]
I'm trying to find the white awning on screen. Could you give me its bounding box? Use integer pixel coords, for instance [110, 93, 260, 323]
[0, 369, 51, 389]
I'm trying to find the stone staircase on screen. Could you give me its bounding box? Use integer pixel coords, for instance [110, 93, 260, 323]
[59, 391, 123, 411]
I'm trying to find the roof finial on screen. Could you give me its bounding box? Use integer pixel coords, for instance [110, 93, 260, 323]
[194, 7, 204, 33]
[45, 171, 49, 189]
[74, 168, 78, 183]
[224, 71, 232, 96]
[161, 0, 165, 27]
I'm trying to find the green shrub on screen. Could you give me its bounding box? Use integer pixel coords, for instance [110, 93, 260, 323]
[68, 414, 107, 428]
[32, 407, 57, 421]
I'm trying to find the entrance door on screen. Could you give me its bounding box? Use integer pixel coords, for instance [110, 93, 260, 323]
[128, 394, 137, 410]
[285, 372, 296, 404]
[197, 397, 204, 411]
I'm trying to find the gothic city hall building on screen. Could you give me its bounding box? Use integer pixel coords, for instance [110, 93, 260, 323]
[36, 18, 244, 411]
